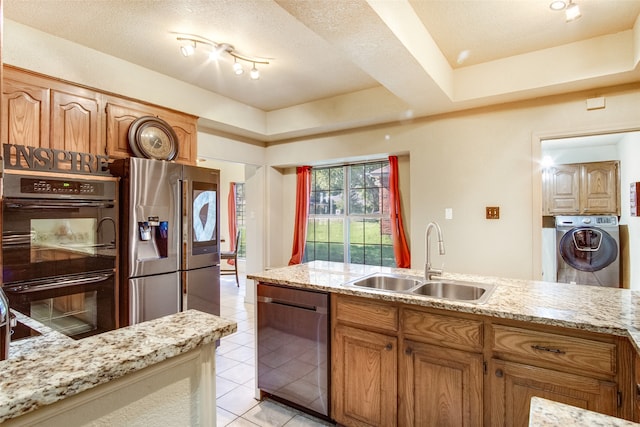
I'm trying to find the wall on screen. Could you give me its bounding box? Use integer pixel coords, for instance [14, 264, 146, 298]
[6, 18, 640, 283]
[267, 85, 640, 280]
[619, 133, 640, 289]
[539, 132, 640, 289]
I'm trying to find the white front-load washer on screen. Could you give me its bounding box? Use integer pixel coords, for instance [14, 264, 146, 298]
[555, 216, 620, 287]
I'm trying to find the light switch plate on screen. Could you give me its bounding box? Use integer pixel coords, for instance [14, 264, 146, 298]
[445, 208, 453, 220]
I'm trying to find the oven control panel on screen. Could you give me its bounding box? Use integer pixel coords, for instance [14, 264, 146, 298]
[20, 178, 104, 195]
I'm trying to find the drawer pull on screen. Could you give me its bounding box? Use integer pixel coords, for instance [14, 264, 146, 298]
[405, 347, 413, 355]
[385, 343, 393, 351]
[495, 369, 504, 378]
[531, 344, 566, 354]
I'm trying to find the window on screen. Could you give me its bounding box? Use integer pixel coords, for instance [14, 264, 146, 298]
[304, 161, 395, 266]
[235, 183, 246, 258]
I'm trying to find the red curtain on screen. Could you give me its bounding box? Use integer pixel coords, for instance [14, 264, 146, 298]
[388, 156, 411, 268]
[227, 182, 237, 266]
[288, 166, 312, 265]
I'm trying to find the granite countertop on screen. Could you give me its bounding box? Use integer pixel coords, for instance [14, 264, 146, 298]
[0, 309, 237, 423]
[529, 397, 640, 426]
[248, 261, 640, 350]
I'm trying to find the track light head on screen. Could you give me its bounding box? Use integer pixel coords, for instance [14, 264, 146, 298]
[250, 64, 260, 80]
[179, 39, 195, 57]
[233, 59, 244, 75]
[565, 1, 581, 21]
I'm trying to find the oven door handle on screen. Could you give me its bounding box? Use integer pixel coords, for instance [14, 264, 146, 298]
[4, 272, 115, 293]
[3, 199, 114, 209]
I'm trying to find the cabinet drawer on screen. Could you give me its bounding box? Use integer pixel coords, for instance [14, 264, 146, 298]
[402, 308, 483, 352]
[334, 296, 398, 332]
[491, 325, 616, 375]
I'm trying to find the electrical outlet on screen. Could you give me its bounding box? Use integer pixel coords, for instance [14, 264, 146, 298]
[486, 206, 500, 219]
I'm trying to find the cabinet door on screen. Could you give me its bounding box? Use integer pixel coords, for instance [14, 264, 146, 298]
[399, 340, 483, 427]
[546, 164, 580, 215]
[105, 102, 146, 158]
[489, 359, 617, 427]
[333, 324, 397, 427]
[581, 161, 618, 214]
[1, 77, 50, 148]
[50, 90, 100, 155]
[105, 100, 197, 164]
[163, 113, 197, 165]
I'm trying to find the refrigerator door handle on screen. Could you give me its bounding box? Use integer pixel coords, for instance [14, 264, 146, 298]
[130, 280, 140, 325]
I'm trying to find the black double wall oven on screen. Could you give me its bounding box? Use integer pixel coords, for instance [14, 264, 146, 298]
[2, 172, 118, 340]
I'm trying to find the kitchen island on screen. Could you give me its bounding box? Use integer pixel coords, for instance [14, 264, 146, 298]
[1, 309, 236, 426]
[249, 261, 640, 426]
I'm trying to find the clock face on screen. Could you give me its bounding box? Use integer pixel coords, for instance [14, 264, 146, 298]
[139, 127, 174, 159]
[128, 116, 179, 161]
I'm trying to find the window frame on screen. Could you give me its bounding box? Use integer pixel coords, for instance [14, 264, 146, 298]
[304, 160, 394, 267]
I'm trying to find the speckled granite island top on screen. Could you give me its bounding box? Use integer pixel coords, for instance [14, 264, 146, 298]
[529, 397, 640, 426]
[248, 261, 640, 349]
[0, 309, 237, 423]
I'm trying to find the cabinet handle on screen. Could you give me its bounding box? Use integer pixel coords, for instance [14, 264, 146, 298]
[495, 369, 503, 378]
[636, 384, 640, 397]
[405, 347, 412, 355]
[531, 344, 566, 354]
[385, 343, 393, 351]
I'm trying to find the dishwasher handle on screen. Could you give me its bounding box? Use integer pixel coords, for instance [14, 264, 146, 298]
[257, 296, 328, 314]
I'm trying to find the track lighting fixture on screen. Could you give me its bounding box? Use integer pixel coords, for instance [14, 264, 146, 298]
[174, 34, 270, 79]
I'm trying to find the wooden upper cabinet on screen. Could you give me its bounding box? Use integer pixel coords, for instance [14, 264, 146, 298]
[105, 101, 146, 159]
[2, 66, 101, 158]
[546, 164, 580, 215]
[165, 111, 197, 165]
[1, 73, 50, 148]
[50, 89, 100, 155]
[582, 161, 619, 214]
[544, 161, 619, 215]
[105, 97, 198, 165]
[3, 66, 198, 164]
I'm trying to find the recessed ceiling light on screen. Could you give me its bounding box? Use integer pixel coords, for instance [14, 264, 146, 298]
[457, 50, 470, 65]
[549, 0, 566, 10]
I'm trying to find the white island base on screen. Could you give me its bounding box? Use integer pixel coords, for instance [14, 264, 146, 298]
[1, 310, 236, 427]
[4, 343, 216, 426]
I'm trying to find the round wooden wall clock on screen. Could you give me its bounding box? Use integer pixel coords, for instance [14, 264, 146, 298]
[128, 116, 179, 161]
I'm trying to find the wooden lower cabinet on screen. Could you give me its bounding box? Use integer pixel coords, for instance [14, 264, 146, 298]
[488, 359, 618, 426]
[332, 324, 397, 427]
[330, 295, 631, 426]
[399, 340, 483, 426]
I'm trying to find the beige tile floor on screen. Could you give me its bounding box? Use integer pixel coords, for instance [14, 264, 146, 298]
[217, 274, 334, 427]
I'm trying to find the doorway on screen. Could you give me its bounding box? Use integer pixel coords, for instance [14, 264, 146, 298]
[534, 130, 640, 289]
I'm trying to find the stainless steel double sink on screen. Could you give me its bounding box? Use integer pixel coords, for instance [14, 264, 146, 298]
[343, 273, 495, 304]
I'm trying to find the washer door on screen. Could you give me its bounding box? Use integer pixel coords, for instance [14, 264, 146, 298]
[559, 227, 618, 272]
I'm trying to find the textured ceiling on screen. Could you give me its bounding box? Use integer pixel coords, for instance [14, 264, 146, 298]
[412, 0, 640, 68]
[3, 0, 640, 129]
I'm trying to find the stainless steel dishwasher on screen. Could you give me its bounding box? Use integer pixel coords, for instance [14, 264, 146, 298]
[257, 283, 330, 419]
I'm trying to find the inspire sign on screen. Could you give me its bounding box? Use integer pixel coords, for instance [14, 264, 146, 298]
[3, 144, 110, 175]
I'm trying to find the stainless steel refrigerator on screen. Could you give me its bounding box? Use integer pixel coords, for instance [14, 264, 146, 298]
[110, 158, 220, 326]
